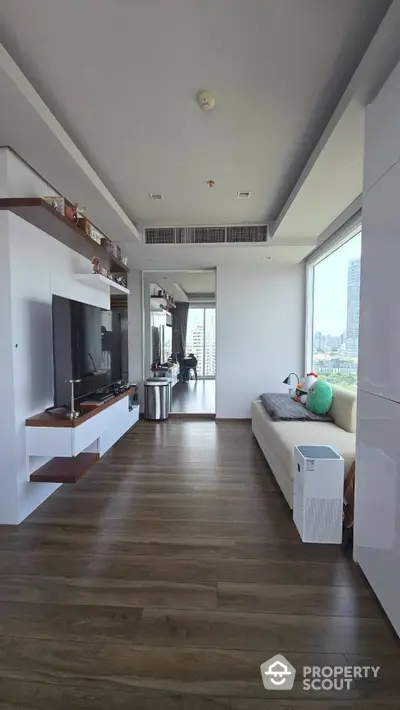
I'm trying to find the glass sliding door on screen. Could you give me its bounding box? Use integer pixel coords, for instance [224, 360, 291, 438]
[186, 306, 216, 378]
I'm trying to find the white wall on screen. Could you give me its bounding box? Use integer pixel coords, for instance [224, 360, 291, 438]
[0, 212, 109, 524]
[216, 264, 305, 418]
[0, 147, 56, 198]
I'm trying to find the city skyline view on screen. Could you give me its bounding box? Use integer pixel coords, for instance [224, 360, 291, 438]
[186, 307, 216, 377]
[313, 231, 361, 338]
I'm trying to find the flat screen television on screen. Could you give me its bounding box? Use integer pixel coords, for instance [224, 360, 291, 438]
[52, 295, 122, 407]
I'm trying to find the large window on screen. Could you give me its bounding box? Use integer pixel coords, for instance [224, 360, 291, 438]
[186, 306, 216, 378]
[307, 229, 361, 391]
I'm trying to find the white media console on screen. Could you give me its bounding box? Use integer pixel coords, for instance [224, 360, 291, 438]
[26, 387, 139, 483]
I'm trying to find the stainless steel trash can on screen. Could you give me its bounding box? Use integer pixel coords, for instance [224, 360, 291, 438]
[144, 378, 170, 420]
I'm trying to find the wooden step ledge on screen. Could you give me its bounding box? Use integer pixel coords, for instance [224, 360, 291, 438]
[30, 453, 99, 483]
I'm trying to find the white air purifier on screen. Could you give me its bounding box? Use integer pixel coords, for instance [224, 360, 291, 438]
[293, 445, 345, 544]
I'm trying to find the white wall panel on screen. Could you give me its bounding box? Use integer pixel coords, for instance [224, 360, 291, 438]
[216, 264, 304, 418]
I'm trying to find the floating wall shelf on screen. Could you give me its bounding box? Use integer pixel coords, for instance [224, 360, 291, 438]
[150, 295, 176, 312]
[76, 273, 130, 295]
[0, 198, 129, 274]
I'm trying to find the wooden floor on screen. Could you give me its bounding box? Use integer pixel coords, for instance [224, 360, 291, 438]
[0, 420, 398, 708]
[171, 379, 215, 414]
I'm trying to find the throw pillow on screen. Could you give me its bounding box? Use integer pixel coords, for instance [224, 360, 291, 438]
[306, 379, 333, 415]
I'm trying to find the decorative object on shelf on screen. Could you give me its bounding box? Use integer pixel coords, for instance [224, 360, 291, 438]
[101, 236, 112, 253]
[89, 224, 103, 245]
[92, 256, 101, 274]
[121, 255, 128, 266]
[66, 379, 82, 420]
[92, 256, 110, 278]
[110, 242, 122, 260]
[43, 195, 65, 215]
[65, 202, 80, 224]
[113, 275, 128, 289]
[77, 216, 91, 235]
[155, 288, 175, 308]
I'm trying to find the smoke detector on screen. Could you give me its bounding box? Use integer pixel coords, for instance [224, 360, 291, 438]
[197, 91, 216, 112]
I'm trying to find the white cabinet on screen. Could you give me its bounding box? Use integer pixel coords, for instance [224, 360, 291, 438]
[354, 390, 400, 637]
[26, 395, 140, 461]
[97, 401, 139, 456]
[358, 160, 400, 403]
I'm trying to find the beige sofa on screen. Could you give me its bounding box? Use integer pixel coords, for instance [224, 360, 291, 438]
[251, 385, 357, 508]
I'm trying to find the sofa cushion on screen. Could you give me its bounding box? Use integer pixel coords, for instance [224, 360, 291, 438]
[272, 420, 356, 480]
[329, 385, 357, 433]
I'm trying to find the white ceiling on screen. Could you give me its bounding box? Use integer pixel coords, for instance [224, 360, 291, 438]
[0, 0, 391, 228]
[147, 270, 216, 301]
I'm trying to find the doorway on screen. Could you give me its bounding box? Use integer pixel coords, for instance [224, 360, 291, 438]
[143, 269, 216, 415]
[172, 303, 216, 414]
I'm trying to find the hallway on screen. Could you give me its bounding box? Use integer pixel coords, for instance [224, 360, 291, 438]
[0, 420, 398, 707]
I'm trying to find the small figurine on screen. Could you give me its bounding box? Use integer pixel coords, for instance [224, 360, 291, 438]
[92, 256, 101, 274]
[65, 203, 79, 224]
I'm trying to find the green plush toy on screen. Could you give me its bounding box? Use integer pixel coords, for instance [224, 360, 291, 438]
[306, 379, 333, 415]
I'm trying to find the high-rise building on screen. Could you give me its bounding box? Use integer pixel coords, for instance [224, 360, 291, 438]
[346, 257, 361, 356]
[186, 307, 216, 377]
[314, 331, 324, 351]
[187, 324, 204, 372]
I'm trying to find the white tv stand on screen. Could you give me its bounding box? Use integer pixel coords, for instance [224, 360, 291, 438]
[25, 387, 139, 482]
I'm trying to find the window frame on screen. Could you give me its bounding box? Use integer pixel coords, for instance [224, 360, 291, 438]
[305, 218, 362, 373]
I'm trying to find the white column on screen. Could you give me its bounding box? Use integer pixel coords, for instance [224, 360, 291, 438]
[128, 270, 144, 406]
[0, 212, 19, 523]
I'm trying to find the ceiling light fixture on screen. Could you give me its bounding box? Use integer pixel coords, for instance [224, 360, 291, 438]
[261, 256, 272, 261]
[197, 91, 216, 111]
[149, 193, 164, 200]
[237, 191, 252, 199]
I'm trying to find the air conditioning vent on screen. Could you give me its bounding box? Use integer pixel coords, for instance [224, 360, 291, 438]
[145, 228, 175, 244]
[144, 225, 269, 245]
[227, 226, 268, 243]
[149, 193, 164, 200]
[185, 227, 226, 244]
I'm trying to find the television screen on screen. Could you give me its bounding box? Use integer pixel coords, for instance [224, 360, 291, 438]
[52, 295, 122, 407]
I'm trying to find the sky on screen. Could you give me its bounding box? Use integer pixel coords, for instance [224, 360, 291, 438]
[313, 232, 361, 336]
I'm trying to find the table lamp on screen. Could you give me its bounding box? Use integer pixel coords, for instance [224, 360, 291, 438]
[283, 372, 299, 397]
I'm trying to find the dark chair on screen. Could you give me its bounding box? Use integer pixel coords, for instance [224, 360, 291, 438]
[177, 353, 187, 383]
[184, 354, 198, 381]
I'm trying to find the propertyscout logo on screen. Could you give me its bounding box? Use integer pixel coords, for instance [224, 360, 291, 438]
[261, 654, 380, 692]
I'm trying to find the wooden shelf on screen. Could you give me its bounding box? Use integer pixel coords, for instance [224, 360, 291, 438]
[30, 453, 99, 483]
[26, 386, 137, 428]
[110, 294, 128, 310]
[110, 255, 129, 274]
[150, 295, 176, 312]
[76, 274, 129, 295]
[0, 198, 129, 274]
